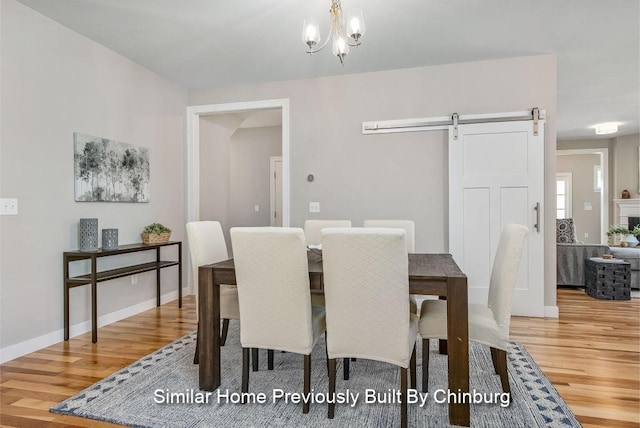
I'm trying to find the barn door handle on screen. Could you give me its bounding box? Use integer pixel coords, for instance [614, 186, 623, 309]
[534, 203, 541, 233]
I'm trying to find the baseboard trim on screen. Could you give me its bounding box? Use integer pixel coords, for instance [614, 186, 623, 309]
[544, 305, 559, 318]
[0, 290, 180, 364]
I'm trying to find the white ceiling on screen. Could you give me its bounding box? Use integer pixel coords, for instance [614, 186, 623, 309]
[15, 0, 640, 140]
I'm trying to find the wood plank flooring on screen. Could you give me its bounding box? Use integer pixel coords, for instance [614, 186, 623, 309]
[1, 288, 638, 427]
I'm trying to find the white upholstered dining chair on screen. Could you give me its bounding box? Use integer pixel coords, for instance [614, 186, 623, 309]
[321, 227, 417, 428]
[364, 220, 418, 315]
[186, 221, 240, 364]
[230, 227, 326, 414]
[303, 220, 351, 246]
[363, 220, 415, 252]
[419, 223, 529, 394]
[304, 219, 352, 307]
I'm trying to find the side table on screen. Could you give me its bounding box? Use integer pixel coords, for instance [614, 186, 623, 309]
[584, 257, 631, 300]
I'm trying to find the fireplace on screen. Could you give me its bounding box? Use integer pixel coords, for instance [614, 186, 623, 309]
[614, 198, 640, 229]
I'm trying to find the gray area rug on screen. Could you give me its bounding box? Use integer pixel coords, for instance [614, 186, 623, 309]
[51, 321, 581, 427]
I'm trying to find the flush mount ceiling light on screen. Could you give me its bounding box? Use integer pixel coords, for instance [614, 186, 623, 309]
[302, 0, 366, 64]
[594, 123, 619, 135]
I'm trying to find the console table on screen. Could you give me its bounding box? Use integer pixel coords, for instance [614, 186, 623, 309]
[63, 241, 182, 343]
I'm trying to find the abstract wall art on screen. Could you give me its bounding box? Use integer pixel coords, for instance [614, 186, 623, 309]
[74, 133, 150, 202]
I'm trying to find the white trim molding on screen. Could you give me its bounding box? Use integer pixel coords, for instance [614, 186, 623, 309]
[0, 291, 180, 363]
[544, 305, 559, 318]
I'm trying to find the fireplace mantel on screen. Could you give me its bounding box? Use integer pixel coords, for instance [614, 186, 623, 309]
[613, 199, 640, 227]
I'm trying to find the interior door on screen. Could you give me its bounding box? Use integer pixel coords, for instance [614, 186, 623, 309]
[449, 120, 544, 317]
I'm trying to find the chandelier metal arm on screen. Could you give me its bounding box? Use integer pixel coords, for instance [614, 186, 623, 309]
[302, 0, 365, 60]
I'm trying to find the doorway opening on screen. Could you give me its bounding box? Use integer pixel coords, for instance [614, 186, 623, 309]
[186, 99, 290, 226]
[556, 148, 609, 244]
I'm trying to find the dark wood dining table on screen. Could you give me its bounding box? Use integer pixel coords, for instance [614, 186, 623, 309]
[198, 252, 470, 426]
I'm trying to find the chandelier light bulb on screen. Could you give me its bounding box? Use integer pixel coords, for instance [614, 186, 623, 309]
[302, 19, 321, 50]
[347, 10, 366, 42]
[332, 35, 350, 63]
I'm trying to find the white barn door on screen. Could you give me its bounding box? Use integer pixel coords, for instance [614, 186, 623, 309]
[449, 120, 544, 317]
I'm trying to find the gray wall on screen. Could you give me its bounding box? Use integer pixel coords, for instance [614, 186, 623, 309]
[0, 0, 187, 353]
[229, 126, 282, 228]
[198, 117, 281, 253]
[188, 55, 558, 309]
[556, 154, 602, 243]
[612, 134, 640, 199]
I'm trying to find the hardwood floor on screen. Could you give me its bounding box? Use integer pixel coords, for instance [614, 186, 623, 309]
[0, 288, 638, 427]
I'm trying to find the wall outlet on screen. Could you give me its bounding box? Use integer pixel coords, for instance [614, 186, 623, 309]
[584, 232, 589, 238]
[254, 204, 260, 212]
[309, 202, 320, 213]
[131, 275, 138, 285]
[0, 198, 18, 215]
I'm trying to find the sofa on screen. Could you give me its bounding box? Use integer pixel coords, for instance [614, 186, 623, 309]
[556, 218, 610, 286]
[557, 243, 610, 286]
[609, 247, 640, 289]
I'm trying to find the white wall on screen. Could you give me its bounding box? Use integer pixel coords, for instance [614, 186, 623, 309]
[188, 55, 558, 309]
[0, 0, 187, 358]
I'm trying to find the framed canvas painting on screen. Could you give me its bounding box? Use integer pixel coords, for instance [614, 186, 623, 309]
[74, 133, 150, 202]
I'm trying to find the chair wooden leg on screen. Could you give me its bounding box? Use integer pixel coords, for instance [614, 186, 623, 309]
[220, 318, 229, 346]
[252, 348, 259, 372]
[495, 349, 511, 394]
[268, 350, 274, 370]
[193, 321, 200, 364]
[328, 358, 336, 419]
[422, 339, 430, 392]
[242, 348, 249, 401]
[401, 367, 408, 428]
[325, 332, 329, 374]
[438, 296, 448, 355]
[410, 345, 417, 390]
[438, 339, 448, 355]
[343, 357, 350, 380]
[490, 347, 499, 374]
[303, 354, 311, 414]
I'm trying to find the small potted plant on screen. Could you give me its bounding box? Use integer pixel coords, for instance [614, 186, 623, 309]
[142, 222, 172, 244]
[607, 226, 630, 246]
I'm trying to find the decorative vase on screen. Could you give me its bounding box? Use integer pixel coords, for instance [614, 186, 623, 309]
[79, 218, 99, 251]
[102, 228, 119, 250]
[622, 234, 639, 247]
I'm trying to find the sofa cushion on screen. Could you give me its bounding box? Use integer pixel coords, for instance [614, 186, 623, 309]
[556, 218, 577, 243]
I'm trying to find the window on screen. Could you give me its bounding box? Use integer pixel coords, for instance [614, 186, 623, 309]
[593, 165, 602, 192]
[556, 173, 572, 219]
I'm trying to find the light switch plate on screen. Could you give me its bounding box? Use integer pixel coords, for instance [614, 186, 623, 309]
[309, 202, 320, 213]
[0, 198, 18, 215]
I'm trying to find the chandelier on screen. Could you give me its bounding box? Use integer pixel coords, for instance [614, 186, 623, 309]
[302, 0, 366, 64]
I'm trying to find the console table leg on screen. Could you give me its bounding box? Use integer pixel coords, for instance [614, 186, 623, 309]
[64, 256, 69, 341]
[91, 256, 98, 343]
[156, 247, 161, 307]
[178, 242, 182, 308]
